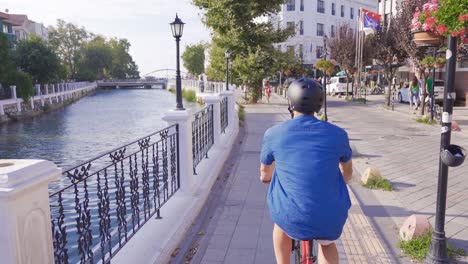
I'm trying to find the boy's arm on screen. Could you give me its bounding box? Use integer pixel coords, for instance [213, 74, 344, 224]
[260, 162, 275, 183]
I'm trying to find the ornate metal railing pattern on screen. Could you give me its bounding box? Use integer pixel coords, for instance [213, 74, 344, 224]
[49, 125, 179, 264]
[192, 104, 214, 174]
[220, 97, 228, 134]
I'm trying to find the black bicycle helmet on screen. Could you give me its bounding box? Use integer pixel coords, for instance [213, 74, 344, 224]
[287, 78, 324, 114]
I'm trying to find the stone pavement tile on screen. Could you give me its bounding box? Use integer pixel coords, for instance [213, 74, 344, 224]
[229, 225, 261, 249]
[224, 248, 256, 264]
[201, 248, 227, 262]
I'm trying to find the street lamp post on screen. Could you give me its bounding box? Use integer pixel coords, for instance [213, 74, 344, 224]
[170, 14, 185, 110]
[427, 35, 461, 264]
[225, 49, 230, 91]
[323, 34, 328, 121]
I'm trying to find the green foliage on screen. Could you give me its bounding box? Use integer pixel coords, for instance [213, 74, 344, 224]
[182, 43, 205, 77]
[421, 56, 435, 69]
[108, 38, 139, 79]
[76, 37, 113, 81]
[194, 0, 296, 103]
[434, 0, 467, 37]
[0, 33, 16, 82]
[48, 19, 89, 79]
[361, 178, 394, 191]
[14, 35, 63, 83]
[237, 103, 245, 121]
[400, 231, 466, 261]
[315, 59, 335, 73]
[416, 115, 438, 125]
[182, 89, 196, 102]
[2, 71, 34, 101]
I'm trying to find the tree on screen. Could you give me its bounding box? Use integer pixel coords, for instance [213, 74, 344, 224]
[14, 35, 63, 84]
[108, 38, 139, 79]
[329, 24, 356, 96]
[193, 0, 294, 102]
[76, 37, 113, 81]
[182, 43, 206, 77]
[48, 19, 89, 79]
[393, 0, 430, 114]
[372, 22, 408, 107]
[0, 33, 16, 83]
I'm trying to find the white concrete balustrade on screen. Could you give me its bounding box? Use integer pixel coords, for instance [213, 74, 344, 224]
[168, 78, 236, 94]
[0, 82, 97, 117]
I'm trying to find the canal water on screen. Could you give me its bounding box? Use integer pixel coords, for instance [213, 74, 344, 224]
[0, 89, 200, 168]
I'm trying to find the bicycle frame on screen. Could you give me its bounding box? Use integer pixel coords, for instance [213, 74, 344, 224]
[293, 239, 317, 264]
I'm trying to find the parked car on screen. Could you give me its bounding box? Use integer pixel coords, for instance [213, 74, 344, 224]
[328, 76, 353, 95]
[397, 80, 452, 104]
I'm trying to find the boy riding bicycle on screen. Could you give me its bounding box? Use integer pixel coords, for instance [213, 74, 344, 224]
[260, 78, 353, 264]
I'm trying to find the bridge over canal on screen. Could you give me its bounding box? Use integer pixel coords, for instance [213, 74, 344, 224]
[97, 79, 168, 89]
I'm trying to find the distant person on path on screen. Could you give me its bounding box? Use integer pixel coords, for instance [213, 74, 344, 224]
[410, 77, 420, 110]
[425, 76, 433, 106]
[260, 78, 353, 264]
[264, 80, 272, 103]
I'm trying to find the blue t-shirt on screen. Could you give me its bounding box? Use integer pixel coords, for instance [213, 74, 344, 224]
[260, 115, 352, 241]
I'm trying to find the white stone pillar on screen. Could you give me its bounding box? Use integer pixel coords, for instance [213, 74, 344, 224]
[37, 84, 45, 107]
[0, 159, 61, 264]
[162, 110, 195, 194]
[11, 86, 21, 113]
[220, 90, 237, 131]
[45, 84, 52, 105]
[204, 96, 222, 144]
[30, 96, 34, 110]
[0, 103, 4, 116]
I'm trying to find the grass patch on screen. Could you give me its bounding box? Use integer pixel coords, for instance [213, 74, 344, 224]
[361, 178, 394, 191]
[182, 89, 196, 102]
[416, 115, 438, 125]
[345, 96, 367, 103]
[168, 88, 176, 94]
[399, 231, 466, 261]
[237, 104, 245, 121]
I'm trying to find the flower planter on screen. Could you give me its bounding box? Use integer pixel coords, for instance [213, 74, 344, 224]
[434, 63, 445, 68]
[412, 31, 444, 47]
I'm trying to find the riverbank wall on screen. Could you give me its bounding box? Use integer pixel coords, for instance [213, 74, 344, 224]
[0, 82, 97, 125]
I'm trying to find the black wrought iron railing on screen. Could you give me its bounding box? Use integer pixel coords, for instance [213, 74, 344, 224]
[192, 105, 214, 174]
[220, 97, 228, 134]
[49, 125, 179, 264]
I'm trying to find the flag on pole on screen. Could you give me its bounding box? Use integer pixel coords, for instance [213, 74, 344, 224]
[362, 9, 381, 32]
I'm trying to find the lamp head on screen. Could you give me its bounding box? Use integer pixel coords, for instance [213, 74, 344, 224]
[170, 13, 185, 39]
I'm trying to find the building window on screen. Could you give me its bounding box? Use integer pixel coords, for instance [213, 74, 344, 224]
[287, 22, 295, 33]
[287, 45, 295, 54]
[300, 0, 304, 11]
[299, 21, 304, 35]
[317, 23, 324, 36]
[287, 0, 295, 11]
[316, 46, 323, 59]
[341, 5, 345, 17]
[332, 3, 336, 15]
[331, 25, 335, 38]
[2, 24, 8, 33]
[310, 44, 313, 52]
[358, 9, 361, 18]
[350, 7, 354, 19]
[317, 0, 325, 13]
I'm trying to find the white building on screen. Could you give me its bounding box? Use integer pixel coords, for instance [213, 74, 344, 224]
[9, 14, 48, 41]
[269, 0, 377, 66]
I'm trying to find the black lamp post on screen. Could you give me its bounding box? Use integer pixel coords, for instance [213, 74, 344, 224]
[426, 35, 460, 264]
[323, 34, 328, 121]
[170, 14, 185, 110]
[225, 49, 230, 91]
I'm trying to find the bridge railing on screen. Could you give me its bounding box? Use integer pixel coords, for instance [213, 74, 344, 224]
[0, 82, 97, 117]
[167, 79, 235, 94]
[0, 85, 239, 264]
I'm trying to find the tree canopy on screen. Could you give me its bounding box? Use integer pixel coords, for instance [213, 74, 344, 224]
[193, 0, 298, 102]
[182, 43, 206, 77]
[14, 35, 64, 84]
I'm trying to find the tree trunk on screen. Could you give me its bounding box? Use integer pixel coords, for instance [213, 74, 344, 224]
[346, 75, 350, 97]
[385, 77, 392, 107]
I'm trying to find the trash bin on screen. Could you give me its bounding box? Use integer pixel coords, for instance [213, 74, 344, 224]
[441, 144, 466, 167]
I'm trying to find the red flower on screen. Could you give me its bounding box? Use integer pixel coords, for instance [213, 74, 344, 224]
[459, 14, 468, 21]
[437, 24, 448, 34]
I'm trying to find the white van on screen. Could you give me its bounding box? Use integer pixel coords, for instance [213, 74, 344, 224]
[328, 76, 352, 95]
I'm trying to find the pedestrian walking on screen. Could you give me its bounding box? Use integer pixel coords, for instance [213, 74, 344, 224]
[264, 80, 272, 103]
[410, 77, 420, 110]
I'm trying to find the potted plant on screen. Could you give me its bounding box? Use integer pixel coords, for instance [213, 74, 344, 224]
[421, 56, 435, 69]
[434, 57, 447, 68]
[410, 0, 467, 46]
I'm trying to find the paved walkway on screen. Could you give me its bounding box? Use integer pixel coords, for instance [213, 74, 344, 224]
[176, 93, 406, 264]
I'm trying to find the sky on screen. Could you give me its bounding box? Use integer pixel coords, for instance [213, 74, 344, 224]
[2, 0, 212, 77]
